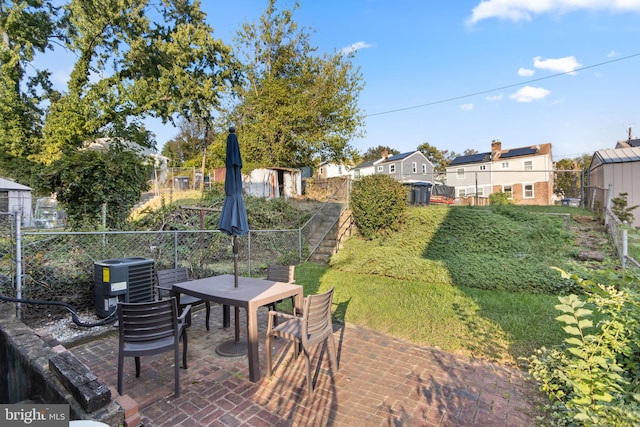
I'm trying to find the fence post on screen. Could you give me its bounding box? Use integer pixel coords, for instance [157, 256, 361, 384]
[15, 211, 22, 319]
[622, 228, 628, 269]
[174, 231, 178, 268]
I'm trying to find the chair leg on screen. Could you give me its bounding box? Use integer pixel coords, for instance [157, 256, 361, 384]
[182, 330, 188, 369]
[328, 335, 338, 370]
[303, 349, 312, 394]
[174, 346, 180, 397]
[265, 333, 273, 377]
[205, 302, 211, 331]
[117, 354, 124, 395]
[134, 356, 141, 378]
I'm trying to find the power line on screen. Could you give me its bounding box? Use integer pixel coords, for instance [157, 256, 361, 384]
[365, 53, 640, 118]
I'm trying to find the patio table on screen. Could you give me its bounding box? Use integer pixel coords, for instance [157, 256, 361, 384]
[171, 274, 303, 382]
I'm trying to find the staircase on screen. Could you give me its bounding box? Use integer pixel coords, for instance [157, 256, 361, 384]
[305, 203, 355, 264]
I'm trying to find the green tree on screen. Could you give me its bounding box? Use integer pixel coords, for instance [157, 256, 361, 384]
[0, 0, 61, 184]
[417, 142, 447, 174]
[38, 146, 152, 229]
[555, 155, 590, 199]
[228, 0, 364, 170]
[361, 145, 399, 162]
[611, 192, 638, 224]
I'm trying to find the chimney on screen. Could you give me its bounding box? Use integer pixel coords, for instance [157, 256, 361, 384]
[491, 139, 502, 154]
[381, 149, 389, 159]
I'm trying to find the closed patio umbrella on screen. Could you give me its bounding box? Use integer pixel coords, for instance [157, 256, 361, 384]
[216, 126, 250, 357]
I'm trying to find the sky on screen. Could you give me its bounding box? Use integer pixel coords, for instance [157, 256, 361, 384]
[39, 0, 640, 161]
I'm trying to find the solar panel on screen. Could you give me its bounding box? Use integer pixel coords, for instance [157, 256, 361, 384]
[500, 147, 537, 158]
[449, 152, 490, 165]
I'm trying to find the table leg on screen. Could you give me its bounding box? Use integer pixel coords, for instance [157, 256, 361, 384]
[223, 304, 230, 328]
[246, 304, 260, 382]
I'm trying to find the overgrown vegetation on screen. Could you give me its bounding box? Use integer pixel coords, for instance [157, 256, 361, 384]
[526, 269, 640, 426]
[611, 192, 638, 224]
[349, 174, 407, 239]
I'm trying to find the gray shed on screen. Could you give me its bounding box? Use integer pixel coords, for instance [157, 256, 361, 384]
[0, 177, 33, 226]
[589, 147, 640, 226]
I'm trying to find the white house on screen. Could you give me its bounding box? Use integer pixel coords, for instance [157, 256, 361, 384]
[446, 140, 554, 205]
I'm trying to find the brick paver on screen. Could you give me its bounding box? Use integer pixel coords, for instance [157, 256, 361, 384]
[70, 305, 541, 426]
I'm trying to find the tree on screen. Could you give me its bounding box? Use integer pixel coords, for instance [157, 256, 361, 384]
[0, 0, 61, 184]
[361, 145, 399, 162]
[350, 174, 407, 239]
[228, 0, 364, 170]
[554, 154, 591, 199]
[417, 142, 447, 174]
[2, 0, 239, 225]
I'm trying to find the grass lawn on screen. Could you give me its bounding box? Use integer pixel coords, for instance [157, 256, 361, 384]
[294, 204, 611, 365]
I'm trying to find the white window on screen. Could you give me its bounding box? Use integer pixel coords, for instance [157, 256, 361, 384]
[501, 161, 509, 169]
[458, 188, 466, 198]
[477, 187, 484, 197]
[377, 165, 383, 172]
[524, 160, 533, 171]
[422, 164, 427, 173]
[389, 164, 396, 173]
[412, 162, 417, 173]
[338, 165, 343, 175]
[524, 184, 534, 198]
[354, 170, 361, 178]
[479, 165, 486, 171]
[457, 168, 465, 179]
[503, 185, 512, 198]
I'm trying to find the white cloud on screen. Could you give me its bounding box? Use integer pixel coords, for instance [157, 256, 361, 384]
[486, 94, 504, 101]
[607, 50, 619, 58]
[467, 0, 640, 25]
[533, 56, 581, 74]
[460, 103, 475, 111]
[509, 86, 551, 102]
[518, 67, 535, 77]
[339, 41, 374, 56]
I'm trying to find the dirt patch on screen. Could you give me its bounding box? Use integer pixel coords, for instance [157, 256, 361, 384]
[572, 215, 616, 263]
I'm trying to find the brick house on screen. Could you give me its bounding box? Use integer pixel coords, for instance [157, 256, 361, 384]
[445, 140, 554, 205]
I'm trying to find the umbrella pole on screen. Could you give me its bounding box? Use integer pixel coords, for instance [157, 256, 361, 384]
[233, 235, 240, 342]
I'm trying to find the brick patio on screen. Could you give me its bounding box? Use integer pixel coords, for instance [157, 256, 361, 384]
[69, 305, 541, 426]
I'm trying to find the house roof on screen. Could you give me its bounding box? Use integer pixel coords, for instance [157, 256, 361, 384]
[500, 146, 538, 158]
[449, 152, 491, 166]
[380, 152, 413, 163]
[616, 138, 640, 148]
[352, 159, 376, 170]
[0, 177, 32, 191]
[592, 147, 640, 168]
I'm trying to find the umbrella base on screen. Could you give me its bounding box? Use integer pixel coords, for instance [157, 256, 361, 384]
[215, 339, 248, 357]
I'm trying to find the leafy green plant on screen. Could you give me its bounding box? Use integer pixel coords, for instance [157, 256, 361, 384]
[611, 192, 638, 224]
[526, 269, 640, 426]
[349, 174, 407, 239]
[489, 191, 513, 205]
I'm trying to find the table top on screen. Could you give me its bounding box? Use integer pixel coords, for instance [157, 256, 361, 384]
[172, 274, 302, 308]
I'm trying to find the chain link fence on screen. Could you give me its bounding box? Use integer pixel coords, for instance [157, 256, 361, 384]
[0, 212, 16, 289]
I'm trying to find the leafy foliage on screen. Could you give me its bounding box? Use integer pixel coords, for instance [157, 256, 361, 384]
[38, 145, 151, 229]
[349, 174, 407, 239]
[360, 145, 400, 162]
[489, 191, 513, 205]
[611, 192, 638, 224]
[228, 0, 364, 169]
[527, 270, 640, 426]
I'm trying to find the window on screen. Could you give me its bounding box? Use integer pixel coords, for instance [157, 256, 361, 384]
[458, 188, 466, 198]
[377, 165, 383, 172]
[0, 191, 8, 212]
[477, 187, 484, 197]
[524, 160, 533, 171]
[501, 161, 509, 169]
[479, 165, 486, 171]
[524, 184, 534, 198]
[503, 185, 512, 198]
[412, 162, 417, 173]
[338, 165, 343, 175]
[354, 169, 361, 178]
[389, 164, 396, 173]
[457, 168, 465, 179]
[422, 164, 427, 173]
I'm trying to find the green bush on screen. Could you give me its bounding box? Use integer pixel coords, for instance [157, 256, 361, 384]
[350, 175, 407, 239]
[489, 191, 513, 205]
[526, 269, 640, 426]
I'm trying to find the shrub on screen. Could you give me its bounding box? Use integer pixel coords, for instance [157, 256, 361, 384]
[489, 191, 513, 205]
[526, 269, 640, 426]
[350, 175, 407, 239]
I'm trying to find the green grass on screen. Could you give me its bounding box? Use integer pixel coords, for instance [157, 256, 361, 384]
[294, 205, 609, 365]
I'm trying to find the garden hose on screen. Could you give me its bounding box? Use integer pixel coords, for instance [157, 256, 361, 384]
[0, 294, 117, 327]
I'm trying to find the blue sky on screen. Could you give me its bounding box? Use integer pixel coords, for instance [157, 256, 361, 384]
[40, 0, 640, 161]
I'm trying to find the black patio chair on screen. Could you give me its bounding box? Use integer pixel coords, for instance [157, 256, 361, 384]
[156, 267, 210, 331]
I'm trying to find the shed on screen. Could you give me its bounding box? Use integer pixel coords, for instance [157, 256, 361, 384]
[589, 147, 640, 226]
[0, 177, 33, 226]
[243, 167, 302, 199]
